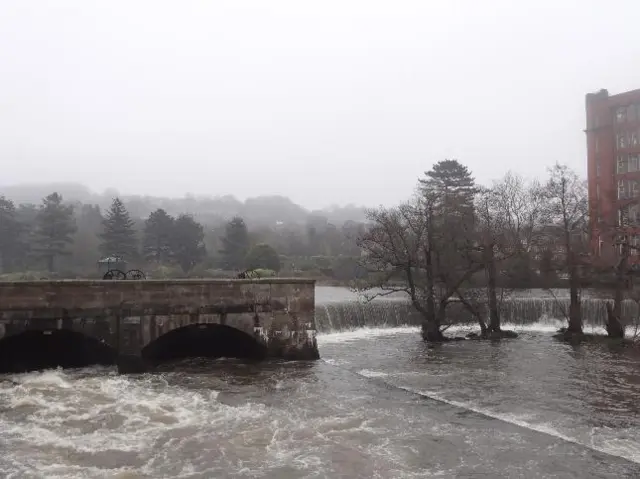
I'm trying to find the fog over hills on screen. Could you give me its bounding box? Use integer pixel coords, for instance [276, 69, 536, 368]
[0, 182, 368, 226]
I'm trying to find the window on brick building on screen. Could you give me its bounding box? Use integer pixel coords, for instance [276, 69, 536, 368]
[618, 133, 627, 149]
[596, 158, 601, 176]
[629, 105, 638, 122]
[632, 132, 639, 147]
[629, 203, 640, 225]
[617, 107, 627, 123]
[596, 183, 600, 199]
[632, 235, 640, 255]
[618, 155, 627, 173]
[618, 179, 626, 199]
[620, 205, 629, 226]
[633, 181, 640, 197]
[630, 155, 640, 172]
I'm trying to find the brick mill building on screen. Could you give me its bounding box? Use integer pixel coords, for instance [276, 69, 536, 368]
[586, 88, 640, 263]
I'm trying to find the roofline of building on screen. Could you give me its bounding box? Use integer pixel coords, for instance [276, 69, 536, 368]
[587, 88, 640, 104]
[608, 88, 640, 100]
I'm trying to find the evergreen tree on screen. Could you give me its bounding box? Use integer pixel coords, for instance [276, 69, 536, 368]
[0, 196, 27, 272]
[32, 193, 77, 272]
[419, 159, 478, 253]
[415, 160, 480, 337]
[99, 198, 138, 260]
[143, 208, 175, 264]
[220, 216, 250, 270]
[172, 214, 206, 273]
[245, 243, 281, 272]
[419, 159, 478, 218]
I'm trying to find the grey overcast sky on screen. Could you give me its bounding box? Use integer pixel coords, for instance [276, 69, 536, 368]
[1, 0, 639, 209]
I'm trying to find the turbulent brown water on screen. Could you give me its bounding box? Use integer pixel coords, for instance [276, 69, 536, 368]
[2, 287, 640, 478]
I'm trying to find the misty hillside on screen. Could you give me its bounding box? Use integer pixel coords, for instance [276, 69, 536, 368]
[0, 182, 368, 226]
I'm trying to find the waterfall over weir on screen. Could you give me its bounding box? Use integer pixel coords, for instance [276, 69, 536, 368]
[315, 301, 422, 333]
[314, 287, 640, 333]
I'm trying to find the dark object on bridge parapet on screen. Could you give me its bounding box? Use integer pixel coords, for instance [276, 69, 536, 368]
[102, 269, 147, 280]
[98, 255, 127, 276]
[103, 269, 127, 280]
[125, 269, 146, 280]
[238, 270, 261, 279]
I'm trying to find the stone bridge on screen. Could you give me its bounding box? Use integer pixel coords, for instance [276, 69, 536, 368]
[0, 278, 318, 373]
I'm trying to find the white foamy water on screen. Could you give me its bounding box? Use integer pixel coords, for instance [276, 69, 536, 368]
[317, 326, 418, 344]
[0, 361, 454, 478]
[1, 369, 251, 477]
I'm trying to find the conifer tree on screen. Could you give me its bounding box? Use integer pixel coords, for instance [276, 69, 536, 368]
[143, 208, 175, 264]
[32, 193, 77, 272]
[99, 198, 138, 260]
[0, 196, 28, 272]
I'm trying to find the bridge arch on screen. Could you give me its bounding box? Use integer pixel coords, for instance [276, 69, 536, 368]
[0, 329, 117, 373]
[141, 323, 268, 364]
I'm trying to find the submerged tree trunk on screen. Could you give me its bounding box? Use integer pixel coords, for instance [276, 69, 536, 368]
[606, 251, 628, 338]
[605, 302, 625, 338]
[566, 255, 583, 334]
[485, 245, 501, 332]
[455, 288, 487, 337]
[421, 319, 443, 341]
[421, 302, 446, 342]
[420, 232, 444, 341]
[425, 243, 436, 325]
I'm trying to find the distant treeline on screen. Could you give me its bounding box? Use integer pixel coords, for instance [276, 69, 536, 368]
[0, 191, 368, 280]
[0, 187, 568, 285]
[0, 182, 368, 226]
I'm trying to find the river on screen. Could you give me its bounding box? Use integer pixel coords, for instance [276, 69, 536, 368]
[1, 287, 640, 478]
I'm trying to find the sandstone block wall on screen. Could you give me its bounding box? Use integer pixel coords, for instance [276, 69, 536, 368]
[0, 279, 319, 370]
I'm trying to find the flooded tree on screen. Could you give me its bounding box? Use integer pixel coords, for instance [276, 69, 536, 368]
[589, 188, 640, 339]
[357, 201, 461, 341]
[542, 163, 589, 337]
[357, 160, 484, 341]
[419, 160, 483, 339]
[462, 173, 545, 337]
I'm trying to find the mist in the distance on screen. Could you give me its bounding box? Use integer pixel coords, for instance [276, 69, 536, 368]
[1, 0, 639, 209]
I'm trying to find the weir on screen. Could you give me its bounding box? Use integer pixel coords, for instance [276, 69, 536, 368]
[0, 279, 319, 373]
[313, 293, 634, 332]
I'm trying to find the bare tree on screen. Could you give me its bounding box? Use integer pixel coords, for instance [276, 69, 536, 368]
[543, 163, 589, 336]
[356, 197, 483, 341]
[457, 172, 545, 336]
